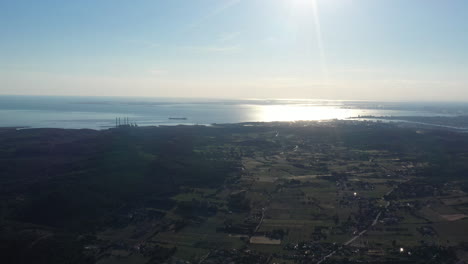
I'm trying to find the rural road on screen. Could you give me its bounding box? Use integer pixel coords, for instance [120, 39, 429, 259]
[316, 176, 406, 264]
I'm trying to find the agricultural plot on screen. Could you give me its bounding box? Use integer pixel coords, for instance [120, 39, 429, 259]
[3, 122, 468, 263]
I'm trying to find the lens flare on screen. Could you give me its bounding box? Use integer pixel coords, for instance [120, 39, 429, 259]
[289, 0, 329, 84]
[311, 0, 329, 84]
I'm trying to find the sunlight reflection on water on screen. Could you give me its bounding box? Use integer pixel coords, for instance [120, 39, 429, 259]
[255, 105, 359, 122]
[0, 96, 463, 129]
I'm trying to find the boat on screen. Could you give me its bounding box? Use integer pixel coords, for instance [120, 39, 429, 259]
[168, 117, 187, 120]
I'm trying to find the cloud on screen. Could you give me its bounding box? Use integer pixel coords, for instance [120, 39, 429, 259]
[126, 39, 160, 48]
[338, 68, 388, 74]
[183, 45, 241, 53]
[188, 0, 241, 29]
[3, 68, 467, 101]
[218, 31, 241, 43]
[148, 69, 168, 75]
[211, 0, 242, 15]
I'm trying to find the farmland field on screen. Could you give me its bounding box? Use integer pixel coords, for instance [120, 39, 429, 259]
[1, 121, 468, 263]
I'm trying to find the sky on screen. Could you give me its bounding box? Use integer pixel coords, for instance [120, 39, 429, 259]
[0, 0, 467, 101]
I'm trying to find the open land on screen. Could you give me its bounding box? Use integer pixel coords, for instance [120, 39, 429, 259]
[1, 120, 468, 263]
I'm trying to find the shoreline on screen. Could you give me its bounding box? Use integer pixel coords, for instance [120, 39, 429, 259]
[2, 114, 468, 132]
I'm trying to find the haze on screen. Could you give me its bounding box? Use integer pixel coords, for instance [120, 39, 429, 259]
[1, 0, 467, 101]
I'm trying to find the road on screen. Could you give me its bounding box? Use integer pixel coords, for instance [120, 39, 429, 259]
[317, 209, 385, 264]
[316, 176, 407, 264]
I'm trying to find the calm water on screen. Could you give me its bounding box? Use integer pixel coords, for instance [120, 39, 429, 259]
[0, 96, 467, 130]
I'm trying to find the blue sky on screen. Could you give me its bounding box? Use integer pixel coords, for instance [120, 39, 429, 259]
[1, 0, 467, 100]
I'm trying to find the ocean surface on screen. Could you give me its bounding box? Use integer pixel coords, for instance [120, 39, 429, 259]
[0, 95, 467, 130]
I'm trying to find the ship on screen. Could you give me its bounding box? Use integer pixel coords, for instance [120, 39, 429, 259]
[168, 117, 187, 120]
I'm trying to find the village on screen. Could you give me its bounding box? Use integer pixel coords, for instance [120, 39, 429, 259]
[78, 122, 468, 263]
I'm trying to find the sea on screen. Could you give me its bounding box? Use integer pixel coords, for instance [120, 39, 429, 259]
[0, 95, 467, 130]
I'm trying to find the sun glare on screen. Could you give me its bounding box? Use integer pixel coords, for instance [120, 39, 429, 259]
[292, 0, 313, 8]
[290, 0, 315, 14]
[256, 105, 356, 122]
[287, 0, 329, 83]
